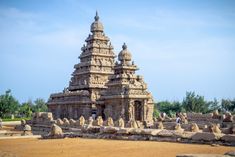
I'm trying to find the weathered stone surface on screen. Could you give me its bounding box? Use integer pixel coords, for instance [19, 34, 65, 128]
[56, 118, 64, 126]
[95, 116, 103, 126]
[191, 132, 223, 141]
[88, 117, 93, 127]
[47, 12, 154, 124]
[48, 124, 63, 138]
[116, 117, 125, 128]
[69, 119, 76, 126]
[191, 123, 201, 132]
[211, 124, 222, 134]
[140, 129, 161, 136]
[63, 118, 70, 127]
[100, 126, 118, 134]
[107, 117, 114, 127]
[175, 123, 184, 133]
[224, 151, 235, 156]
[21, 124, 32, 136]
[76, 116, 85, 127]
[221, 134, 235, 142]
[157, 122, 164, 129]
[117, 128, 131, 134]
[177, 154, 226, 157]
[158, 130, 174, 137]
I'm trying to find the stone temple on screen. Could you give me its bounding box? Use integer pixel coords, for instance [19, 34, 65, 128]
[47, 12, 154, 125]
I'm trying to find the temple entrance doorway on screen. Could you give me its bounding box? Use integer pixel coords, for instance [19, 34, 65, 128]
[134, 100, 142, 121]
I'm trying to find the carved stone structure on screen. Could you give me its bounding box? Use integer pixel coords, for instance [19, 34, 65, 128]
[47, 12, 154, 125]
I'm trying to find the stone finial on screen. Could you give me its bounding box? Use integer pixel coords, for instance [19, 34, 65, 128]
[107, 117, 114, 127]
[94, 11, 99, 21]
[122, 42, 127, 50]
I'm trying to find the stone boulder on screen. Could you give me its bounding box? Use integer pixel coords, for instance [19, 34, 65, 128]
[140, 129, 161, 136]
[128, 120, 138, 129]
[191, 132, 223, 141]
[117, 128, 131, 134]
[21, 124, 32, 136]
[223, 112, 234, 122]
[224, 151, 235, 156]
[100, 126, 118, 134]
[48, 124, 64, 138]
[221, 134, 235, 143]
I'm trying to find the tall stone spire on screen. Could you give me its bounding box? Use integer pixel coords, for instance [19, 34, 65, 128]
[91, 11, 103, 32]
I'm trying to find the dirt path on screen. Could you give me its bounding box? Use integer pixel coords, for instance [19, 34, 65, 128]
[0, 138, 234, 157]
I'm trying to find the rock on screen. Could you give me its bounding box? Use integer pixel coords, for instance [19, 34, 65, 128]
[158, 130, 174, 137]
[140, 129, 161, 136]
[101, 126, 118, 134]
[191, 123, 200, 132]
[117, 128, 131, 134]
[203, 125, 211, 132]
[223, 112, 234, 122]
[177, 154, 225, 157]
[224, 151, 235, 156]
[117, 117, 125, 128]
[191, 132, 223, 141]
[22, 124, 32, 136]
[221, 134, 235, 143]
[56, 118, 64, 126]
[49, 124, 63, 138]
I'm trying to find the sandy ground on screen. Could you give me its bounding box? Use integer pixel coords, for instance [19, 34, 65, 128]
[0, 138, 234, 157]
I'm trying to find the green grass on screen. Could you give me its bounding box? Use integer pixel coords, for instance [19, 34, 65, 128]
[2, 117, 31, 122]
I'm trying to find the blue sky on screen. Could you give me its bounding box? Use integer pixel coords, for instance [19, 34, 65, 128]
[0, 0, 235, 103]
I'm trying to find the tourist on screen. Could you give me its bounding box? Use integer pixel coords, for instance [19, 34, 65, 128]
[176, 116, 181, 124]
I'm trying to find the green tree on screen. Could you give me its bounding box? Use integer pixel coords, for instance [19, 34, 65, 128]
[182, 91, 208, 113]
[221, 99, 235, 112]
[33, 98, 47, 112]
[19, 100, 33, 117]
[0, 90, 19, 118]
[156, 101, 183, 117]
[207, 98, 220, 112]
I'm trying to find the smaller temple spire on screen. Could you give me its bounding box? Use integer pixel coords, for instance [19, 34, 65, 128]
[94, 11, 99, 21]
[122, 42, 127, 50]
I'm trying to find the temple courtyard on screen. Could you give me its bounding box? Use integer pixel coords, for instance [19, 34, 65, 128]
[0, 138, 234, 157]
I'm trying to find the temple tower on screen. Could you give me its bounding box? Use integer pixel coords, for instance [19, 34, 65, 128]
[101, 43, 154, 124]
